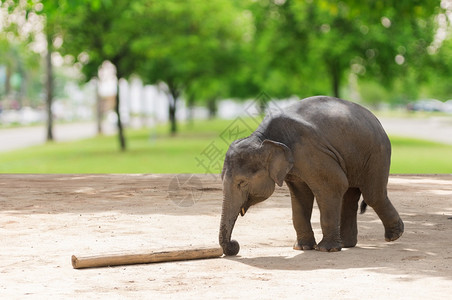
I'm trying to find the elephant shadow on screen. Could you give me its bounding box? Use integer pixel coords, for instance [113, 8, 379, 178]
[226, 247, 377, 271]
[225, 241, 452, 281]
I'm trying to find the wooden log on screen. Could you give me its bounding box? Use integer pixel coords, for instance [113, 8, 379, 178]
[71, 246, 223, 269]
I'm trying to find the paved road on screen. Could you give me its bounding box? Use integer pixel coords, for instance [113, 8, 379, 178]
[0, 116, 451, 153]
[379, 116, 452, 145]
[0, 122, 114, 153]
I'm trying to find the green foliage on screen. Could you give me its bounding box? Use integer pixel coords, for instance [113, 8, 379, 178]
[424, 38, 452, 101]
[0, 36, 42, 103]
[267, 0, 440, 98]
[132, 0, 251, 128]
[56, 0, 140, 79]
[0, 2, 43, 104]
[2, 0, 450, 131]
[134, 0, 248, 84]
[2, 0, 447, 102]
[358, 81, 389, 106]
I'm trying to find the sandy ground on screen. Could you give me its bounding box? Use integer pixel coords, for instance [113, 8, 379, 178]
[0, 174, 451, 299]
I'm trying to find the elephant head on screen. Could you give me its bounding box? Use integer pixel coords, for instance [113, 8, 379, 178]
[219, 136, 294, 256]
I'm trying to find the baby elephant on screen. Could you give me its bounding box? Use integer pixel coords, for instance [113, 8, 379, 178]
[219, 96, 404, 256]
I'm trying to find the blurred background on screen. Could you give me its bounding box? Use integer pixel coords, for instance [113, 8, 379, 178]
[0, 0, 451, 174]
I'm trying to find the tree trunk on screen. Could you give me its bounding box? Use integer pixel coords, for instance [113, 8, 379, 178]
[18, 71, 26, 108]
[45, 32, 54, 142]
[109, 60, 127, 151]
[167, 84, 179, 135]
[140, 82, 147, 128]
[207, 98, 217, 119]
[115, 81, 126, 151]
[95, 79, 103, 135]
[5, 65, 11, 96]
[169, 102, 177, 135]
[187, 95, 195, 125]
[330, 59, 341, 98]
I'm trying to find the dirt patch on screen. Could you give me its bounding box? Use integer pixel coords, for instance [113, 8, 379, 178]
[1, 174, 451, 298]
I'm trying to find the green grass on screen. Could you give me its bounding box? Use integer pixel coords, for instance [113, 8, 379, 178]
[0, 118, 451, 174]
[0, 119, 255, 173]
[390, 137, 452, 174]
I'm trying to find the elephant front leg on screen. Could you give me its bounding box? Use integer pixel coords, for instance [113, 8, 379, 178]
[340, 187, 361, 248]
[316, 192, 346, 252]
[287, 181, 316, 250]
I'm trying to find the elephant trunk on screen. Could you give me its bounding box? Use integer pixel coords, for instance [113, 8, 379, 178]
[219, 191, 241, 256]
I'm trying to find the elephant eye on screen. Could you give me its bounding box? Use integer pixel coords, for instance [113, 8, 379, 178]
[238, 180, 248, 189]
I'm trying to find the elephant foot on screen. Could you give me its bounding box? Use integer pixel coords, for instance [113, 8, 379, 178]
[293, 239, 317, 251]
[315, 239, 342, 252]
[385, 218, 404, 242]
[341, 237, 357, 248]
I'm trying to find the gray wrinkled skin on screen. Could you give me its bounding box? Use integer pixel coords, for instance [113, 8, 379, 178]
[219, 96, 404, 256]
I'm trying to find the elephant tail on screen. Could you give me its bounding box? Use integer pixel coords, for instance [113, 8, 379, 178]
[359, 200, 368, 214]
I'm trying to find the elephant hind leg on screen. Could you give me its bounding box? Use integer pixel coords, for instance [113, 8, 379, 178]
[361, 187, 404, 242]
[341, 187, 361, 248]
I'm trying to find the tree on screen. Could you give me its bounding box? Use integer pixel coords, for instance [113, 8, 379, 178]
[0, 36, 41, 107]
[1, 0, 84, 140]
[133, 0, 250, 134]
[185, 77, 226, 120]
[242, 0, 442, 99]
[26, 1, 61, 140]
[424, 44, 452, 100]
[44, 30, 54, 139]
[58, 0, 141, 151]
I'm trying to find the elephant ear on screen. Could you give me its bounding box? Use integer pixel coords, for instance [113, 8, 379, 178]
[262, 140, 294, 187]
